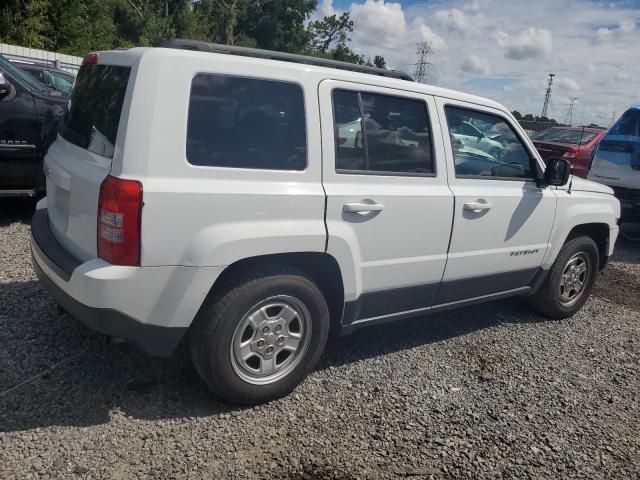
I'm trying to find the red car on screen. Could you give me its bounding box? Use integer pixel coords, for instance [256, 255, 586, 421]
[531, 127, 607, 178]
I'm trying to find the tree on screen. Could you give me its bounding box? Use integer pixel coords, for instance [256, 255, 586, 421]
[373, 55, 386, 69]
[236, 0, 317, 53]
[0, 0, 49, 48]
[0, 0, 386, 68]
[308, 12, 352, 53]
[307, 11, 386, 66]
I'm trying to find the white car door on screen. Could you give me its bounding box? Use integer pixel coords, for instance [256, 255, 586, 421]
[319, 80, 453, 324]
[434, 98, 556, 305]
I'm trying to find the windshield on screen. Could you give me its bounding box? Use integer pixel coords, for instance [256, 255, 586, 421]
[610, 109, 640, 136]
[0, 55, 50, 94]
[49, 70, 74, 92]
[532, 128, 598, 145]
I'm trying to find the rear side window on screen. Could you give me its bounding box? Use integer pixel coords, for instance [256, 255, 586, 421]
[187, 74, 307, 170]
[62, 65, 130, 159]
[333, 90, 434, 175]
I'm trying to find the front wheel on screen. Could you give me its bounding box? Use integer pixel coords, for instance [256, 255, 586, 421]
[527, 236, 599, 319]
[190, 268, 330, 405]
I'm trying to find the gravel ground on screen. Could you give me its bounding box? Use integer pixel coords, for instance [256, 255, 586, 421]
[0, 198, 639, 479]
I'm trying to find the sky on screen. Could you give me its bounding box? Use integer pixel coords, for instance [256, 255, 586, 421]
[313, 0, 640, 127]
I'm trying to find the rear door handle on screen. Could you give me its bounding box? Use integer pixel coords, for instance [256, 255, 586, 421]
[463, 201, 492, 212]
[343, 202, 384, 214]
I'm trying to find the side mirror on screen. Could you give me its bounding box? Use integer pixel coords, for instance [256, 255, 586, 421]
[542, 158, 571, 187]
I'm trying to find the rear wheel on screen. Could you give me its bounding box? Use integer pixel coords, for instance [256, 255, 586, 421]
[191, 268, 330, 405]
[527, 236, 599, 319]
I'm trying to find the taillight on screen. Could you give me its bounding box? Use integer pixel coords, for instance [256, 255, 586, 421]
[97, 176, 143, 266]
[83, 52, 99, 65]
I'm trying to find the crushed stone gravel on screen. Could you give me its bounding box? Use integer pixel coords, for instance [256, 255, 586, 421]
[0, 198, 638, 479]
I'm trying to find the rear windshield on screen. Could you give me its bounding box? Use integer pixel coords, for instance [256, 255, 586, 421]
[532, 128, 598, 145]
[610, 109, 640, 137]
[61, 64, 131, 158]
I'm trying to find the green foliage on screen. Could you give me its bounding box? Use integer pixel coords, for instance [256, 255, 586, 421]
[0, 0, 49, 49]
[309, 12, 352, 53]
[0, 0, 383, 67]
[306, 11, 386, 66]
[373, 55, 386, 69]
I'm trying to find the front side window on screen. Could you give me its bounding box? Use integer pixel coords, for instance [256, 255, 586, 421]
[333, 90, 434, 175]
[445, 106, 534, 180]
[187, 74, 307, 170]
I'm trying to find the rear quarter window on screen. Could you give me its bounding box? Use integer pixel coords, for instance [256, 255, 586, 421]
[186, 74, 307, 171]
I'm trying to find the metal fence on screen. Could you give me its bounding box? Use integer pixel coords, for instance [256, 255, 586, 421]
[0, 43, 82, 73]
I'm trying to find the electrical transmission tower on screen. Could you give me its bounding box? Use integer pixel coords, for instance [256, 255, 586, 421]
[541, 73, 555, 118]
[564, 97, 578, 126]
[414, 41, 433, 83]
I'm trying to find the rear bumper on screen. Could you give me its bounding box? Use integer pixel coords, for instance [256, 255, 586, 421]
[31, 254, 186, 356]
[31, 207, 223, 356]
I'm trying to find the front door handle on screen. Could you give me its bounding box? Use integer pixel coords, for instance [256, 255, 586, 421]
[463, 200, 493, 212]
[343, 202, 384, 214]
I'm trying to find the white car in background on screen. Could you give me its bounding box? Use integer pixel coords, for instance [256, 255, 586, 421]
[450, 120, 505, 159]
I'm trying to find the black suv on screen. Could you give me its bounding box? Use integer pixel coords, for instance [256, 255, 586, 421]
[0, 54, 67, 196]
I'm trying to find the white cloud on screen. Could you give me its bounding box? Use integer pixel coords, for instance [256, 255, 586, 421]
[556, 77, 582, 92]
[318, 0, 335, 17]
[314, 0, 640, 126]
[460, 54, 491, 75]
[594, 19, 636, 43]
[415, 22, 447, 50]
[619, 19, 636, 33]
[433, 8, 470, 33]
[464, 0, 488, 13]
[594, 27, 614, 43]
[349, 1, 446, 50]
[495, 28, 553, 60]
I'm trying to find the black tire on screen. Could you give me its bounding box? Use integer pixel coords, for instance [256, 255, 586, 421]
[527, 236, 599, 319]
[190, 267, 330, 405]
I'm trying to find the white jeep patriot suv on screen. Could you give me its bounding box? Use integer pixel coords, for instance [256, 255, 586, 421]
[31, 40, 620, 404]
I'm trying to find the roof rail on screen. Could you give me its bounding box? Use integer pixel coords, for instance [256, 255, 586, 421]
[160, 39, 414, 82]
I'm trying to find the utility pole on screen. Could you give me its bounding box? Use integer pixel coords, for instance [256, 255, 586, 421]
[541, 73, 555, 118]
[414, 41, 433, 84]
[564, 97, 578, 126]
